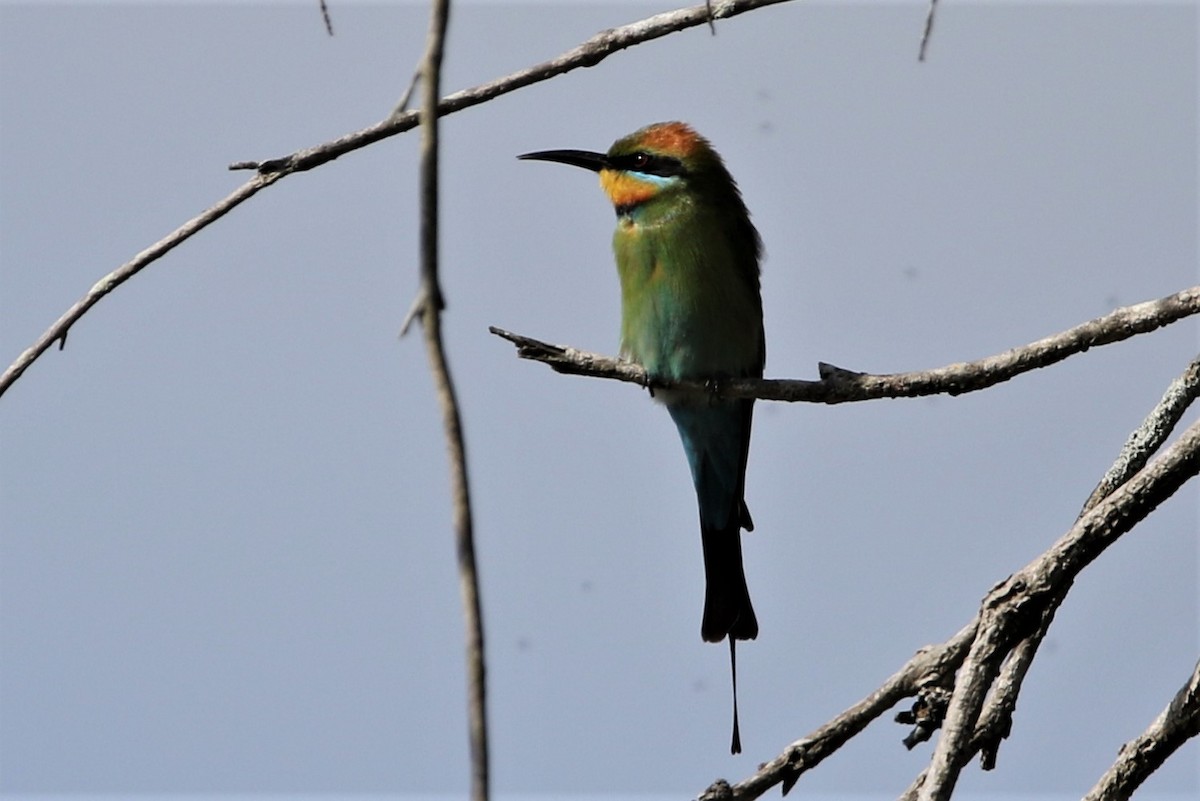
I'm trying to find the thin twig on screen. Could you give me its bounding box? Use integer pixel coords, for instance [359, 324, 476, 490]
[918, 0, 939, 61]
[490, 286, 1200, 404]
[412, 2, 487, 800]
[390, 68, 423, 121]
[1, 0, 791, 401]
[0, 171, 283, 399]
[229, 0, 790, 175]
[319, 0, 334, 36]
[399, 285, 429, 337]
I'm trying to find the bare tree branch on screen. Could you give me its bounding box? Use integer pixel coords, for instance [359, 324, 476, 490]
[5, 2, 1190, 794]
[408, 1, 488, 800]
[0, 0, 791, 401]
[697, 623, 977, 801]
[913, 354, 1200, 792]
[700, 351, 1200, 800]
[0, 172, 284, 399]
[894, 350, 1200, 797]
[966, 587, 1060, 770]
[924, 352, 1200, 777]
[1082, 658, 1200, 801]
[491, 286, 1200, 403]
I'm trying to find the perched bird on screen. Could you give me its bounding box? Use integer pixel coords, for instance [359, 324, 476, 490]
[519, 122, 765, 754]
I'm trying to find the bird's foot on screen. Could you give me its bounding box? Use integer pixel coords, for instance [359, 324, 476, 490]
[703, 376, 727, 403]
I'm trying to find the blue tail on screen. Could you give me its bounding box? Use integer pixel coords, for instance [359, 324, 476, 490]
[667, 397, 758, 643]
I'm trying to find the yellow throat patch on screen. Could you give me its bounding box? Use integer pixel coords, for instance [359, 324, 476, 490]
[599, 169, 658, 210]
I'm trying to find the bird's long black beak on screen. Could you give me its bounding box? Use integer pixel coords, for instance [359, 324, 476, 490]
[517, 149, 609, 172]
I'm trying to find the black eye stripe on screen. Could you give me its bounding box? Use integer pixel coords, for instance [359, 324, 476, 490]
[611, 152, 685, 178]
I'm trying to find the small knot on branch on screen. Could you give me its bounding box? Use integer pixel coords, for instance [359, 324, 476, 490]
[697, 778, 734, 801]
[228, 157, 293, 174]
[817, 362, 865, 381]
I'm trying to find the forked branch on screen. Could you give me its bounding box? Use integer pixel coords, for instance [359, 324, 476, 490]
[697, 355, 1200, 799]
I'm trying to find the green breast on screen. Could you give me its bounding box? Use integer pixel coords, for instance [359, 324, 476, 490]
[612, 204, 764, 382]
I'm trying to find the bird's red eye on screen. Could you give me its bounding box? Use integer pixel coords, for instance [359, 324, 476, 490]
[631, 153, 649, 168]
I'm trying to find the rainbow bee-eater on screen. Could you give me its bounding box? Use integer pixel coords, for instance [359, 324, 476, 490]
[519, 122, 765, 754]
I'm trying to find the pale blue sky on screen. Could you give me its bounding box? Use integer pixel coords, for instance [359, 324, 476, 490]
[1, 1, 1197, 797]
